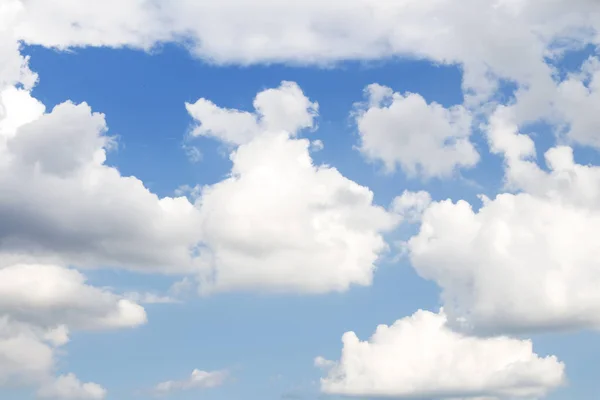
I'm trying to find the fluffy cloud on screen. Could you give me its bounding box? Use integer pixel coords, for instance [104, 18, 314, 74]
[193, 131, 398, 293]
[355, 84, 477, 177]
[10, 0, 600, 103]
[0, 263, 147, 330]
[38, 374, 107, 400]
[551, 56, 600, 148]
[0, 263, 145, 394]
[0, 318, 55, 386]
[391, 190, 432, 223]
[507, 55, 600, 150]
[0, 87, 202, 273]
[317, 310, 564, 399]
[406, 106, 600, 335]
[153, 369, 228, 395]
[184, 83, 399, 294]
[185, 81, 318, 145]
[0, 1, 36, 92]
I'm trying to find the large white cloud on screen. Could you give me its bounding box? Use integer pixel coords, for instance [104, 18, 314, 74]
[10, 0, 600, 102]
[355, 84, 478, 178]
[0, 87, 203, 273]
[184, 83, 400, 294]
[193, 131, 398, 294]
[406, 106, 600, 335]
[316, 310, 564, 399]
[186, 81, 318, 145]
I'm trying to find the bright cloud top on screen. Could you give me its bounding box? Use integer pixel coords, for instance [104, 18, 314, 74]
[186, 81, 318, 145]
[317, 310, 565, 399]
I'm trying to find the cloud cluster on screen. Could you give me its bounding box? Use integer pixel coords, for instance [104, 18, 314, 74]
[2, 1, 600, 399]
[404, 106, 600, 336]
[9, 0, 600, 101]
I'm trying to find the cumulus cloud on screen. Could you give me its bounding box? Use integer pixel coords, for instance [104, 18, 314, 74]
[153, 369, 228, 395]
[355, 84, 478, 178]
[317, 310, 564, 399]
[0, 87, 203, 273]
[0, 263, 145, 394]
[38, 374, 107, 400]
[192, 131, 398, 294]
[186, 81, 318, 145]
[0, 263, 147, 330]
[406, 106, 600, 335]
[183, 83, 400, 294]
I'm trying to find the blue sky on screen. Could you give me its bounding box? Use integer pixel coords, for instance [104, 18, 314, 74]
[3, 2, 600, 400]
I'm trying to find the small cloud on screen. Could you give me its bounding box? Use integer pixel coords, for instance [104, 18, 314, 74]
[182, 143, 202, 163]
[152, 369, 228, 396]
[169, 277, 195, 297]
[174, 184, 202, 202]
[310, 139, 324, 152]
[123, 292, 181, 305]
[38, 374, 106, 400]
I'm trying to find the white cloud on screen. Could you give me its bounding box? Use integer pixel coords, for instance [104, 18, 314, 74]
[153, 369, 228, 395]
[506, 55, 600, 150]
[0, 1, 36, 92]
[123, 292, 180, 305]
[193, 131, 398, 294]
[0, 263, 145, 394]
[406, 106, 600, 335]
[0, 263, 147, 330]
[38, 374, 106, 400]
[186, 81, 318, 145]
[317, 310, 564, 399]
[355, 84, 478, 178]
[310, 139, 324, 152]
[182, 143, 202, 163]
[183, 83, 399, 294]
[11, 0, 600, 103]
[391, 190, 432, 223]
[552, 56, 600, 148]
[0, 318, 55, 386]
[0, 87, 203, 273]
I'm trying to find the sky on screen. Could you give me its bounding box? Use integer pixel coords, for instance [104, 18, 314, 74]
[1, 1, 600, 399]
